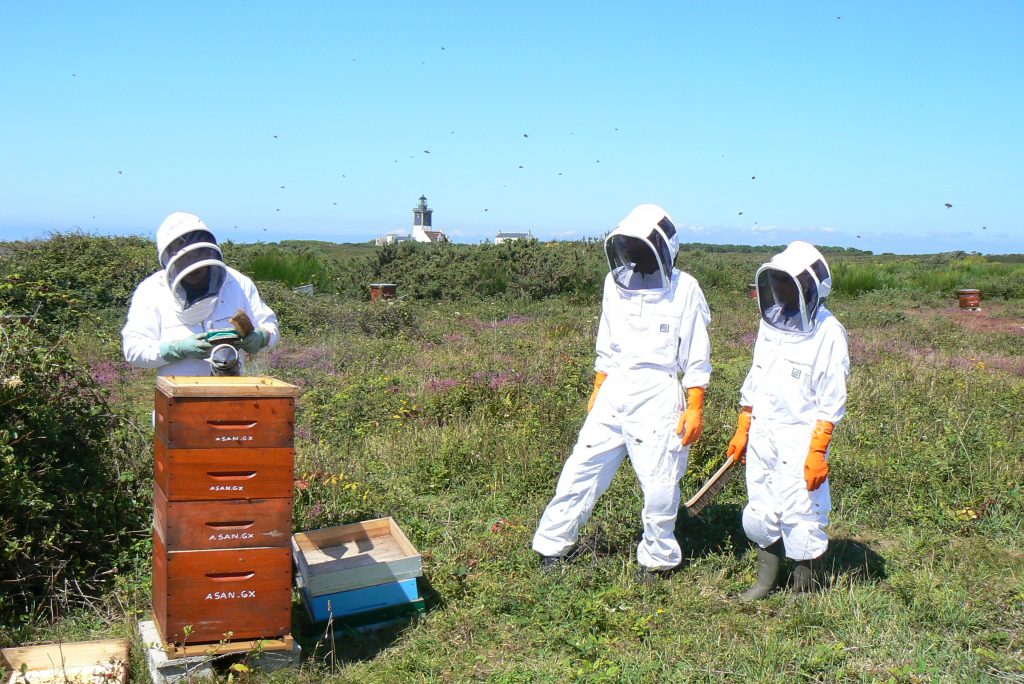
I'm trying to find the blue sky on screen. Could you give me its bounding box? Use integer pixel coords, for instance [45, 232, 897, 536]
[1, 2, 1021, 254]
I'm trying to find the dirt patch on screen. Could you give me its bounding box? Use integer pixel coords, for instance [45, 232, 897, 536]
[906, 302, 1024, 336]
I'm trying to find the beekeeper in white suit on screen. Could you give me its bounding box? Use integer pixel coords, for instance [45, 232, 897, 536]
[532, 204, 712, 582]
[724, 240, 849, 600]
[122, 212, 278, 376]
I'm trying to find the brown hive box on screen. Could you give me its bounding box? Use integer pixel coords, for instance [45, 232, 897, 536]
[154, 440, 294, 501]
[152, 533, 292, 644]
[155, 376, 299, 450]
[152, 376, 299, 646]
[154, 485, 292, 551]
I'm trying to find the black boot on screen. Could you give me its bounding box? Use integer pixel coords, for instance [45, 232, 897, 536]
[539, 554, 564, 574]
[739, 540, 784, 602]
[635, 566, 675, 585]
[791, 556, 822, 593]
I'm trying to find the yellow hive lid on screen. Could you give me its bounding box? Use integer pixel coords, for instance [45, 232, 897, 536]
[156, 376, 301, 398]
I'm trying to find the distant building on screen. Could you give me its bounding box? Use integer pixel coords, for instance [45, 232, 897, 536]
[411, 195, 448, 243]
[375, 231, 411, 246]
[495, 230, 533, 244]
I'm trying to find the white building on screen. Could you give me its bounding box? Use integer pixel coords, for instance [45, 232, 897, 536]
[375, 231, 411, 246]
[495, 230, 533, 244]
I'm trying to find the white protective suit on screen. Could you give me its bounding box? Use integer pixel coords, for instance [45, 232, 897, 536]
[122, 212, 279, 376]
[532, 204, 712, 570]
[740, 241, 849, 561]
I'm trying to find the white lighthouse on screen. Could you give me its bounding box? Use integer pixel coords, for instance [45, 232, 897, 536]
[411, 195, 447, 243]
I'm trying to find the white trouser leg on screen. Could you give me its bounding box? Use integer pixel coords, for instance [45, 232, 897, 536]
[627, 410, 688, 570]
[742, 422, 830, 561]
[742, 428, 782, 549]
[532, 416, 626, 558]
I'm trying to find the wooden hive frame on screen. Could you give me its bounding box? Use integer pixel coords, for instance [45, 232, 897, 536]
[1, 639, 129, 684]
[293, 517, 422, 596]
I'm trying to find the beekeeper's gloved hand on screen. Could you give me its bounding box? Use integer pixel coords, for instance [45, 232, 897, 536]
[160, 333, 213, 362]
[727, 407, 753, 463]
[239, 328, 270, 354]
[676, 387, 705, 445]
[805, 420, 834, 491]
[587, 372, 608, 414]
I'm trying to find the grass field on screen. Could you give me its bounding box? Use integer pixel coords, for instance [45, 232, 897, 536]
[1, 241, 1023, 682]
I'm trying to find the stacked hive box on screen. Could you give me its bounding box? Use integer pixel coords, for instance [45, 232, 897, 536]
[292, 517, 424, 629]
[152, 376, 300, 645]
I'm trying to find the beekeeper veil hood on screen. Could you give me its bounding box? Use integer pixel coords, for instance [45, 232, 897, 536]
[755, 240, 832, 334]
[156, 212, 226, 325]
[604, 204, 679, 291]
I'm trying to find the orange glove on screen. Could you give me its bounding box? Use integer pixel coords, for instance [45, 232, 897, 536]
[805, 420, 834, 491]
[675, 387, 705, 445]
[587, 372, 608, 414]
[727, 407, 753, 463]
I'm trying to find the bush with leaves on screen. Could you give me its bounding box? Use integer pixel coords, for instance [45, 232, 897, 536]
[0, 233, 154, 324]
[370, 239, 607, 301]
[0, 321, 149, 621]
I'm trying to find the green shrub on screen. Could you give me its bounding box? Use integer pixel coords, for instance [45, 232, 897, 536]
[370, 240, 606, 301]
[300, 374, 412, 441]
[0, 321, 149, 621]
[0, 233, 154, 322]
[253, 280, 353, 335]
[255, 281, 420, 340]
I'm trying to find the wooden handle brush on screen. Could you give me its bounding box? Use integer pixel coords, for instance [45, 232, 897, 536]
[685, 456, 742, 517]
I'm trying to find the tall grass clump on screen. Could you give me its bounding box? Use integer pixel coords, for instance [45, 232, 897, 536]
[831, 261, 887, 296]
[906, 256, 1024, 299]
[831, 254, 1024, 301]
[232, 246, 339, 289]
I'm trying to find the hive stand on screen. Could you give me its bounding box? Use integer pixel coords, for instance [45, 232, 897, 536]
[139, 619, 299, 684]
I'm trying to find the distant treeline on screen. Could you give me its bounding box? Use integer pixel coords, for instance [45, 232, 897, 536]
[1, 234, 1022, 322]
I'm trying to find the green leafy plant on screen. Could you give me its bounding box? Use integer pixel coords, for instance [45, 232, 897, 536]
[0, 320, 149, 622]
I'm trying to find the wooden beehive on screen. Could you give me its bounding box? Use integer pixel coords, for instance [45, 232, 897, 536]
[153, 376, 299, 645]
[369, 283, 398, 302]
[958, 288, 981, 310]
[292, 517, 422, 597]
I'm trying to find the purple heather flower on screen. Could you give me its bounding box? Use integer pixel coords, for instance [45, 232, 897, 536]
[425, 378, 460, 393]
[489, 371, 523, 390]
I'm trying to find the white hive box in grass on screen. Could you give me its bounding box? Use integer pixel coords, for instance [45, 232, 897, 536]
[292, 517, 422, 596]
[1, 639, 129, 684]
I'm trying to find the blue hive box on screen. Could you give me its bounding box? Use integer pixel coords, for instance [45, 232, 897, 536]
[302, 595, 428, 634]
[292, 518, 424, 625]
[301, 577, 420, 622]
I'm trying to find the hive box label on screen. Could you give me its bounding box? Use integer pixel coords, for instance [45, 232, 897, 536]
[204, 590, 257, 601]
[209, 532, 255, 542]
